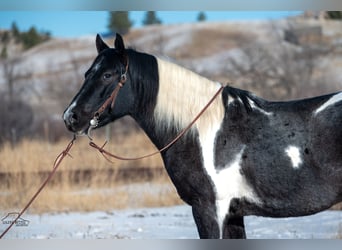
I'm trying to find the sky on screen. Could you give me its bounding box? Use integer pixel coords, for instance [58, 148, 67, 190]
[0, 11, 303, 38]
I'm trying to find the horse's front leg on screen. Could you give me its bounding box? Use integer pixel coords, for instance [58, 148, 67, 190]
[191, 204, 220, 238]
[222, 215, 246, 239]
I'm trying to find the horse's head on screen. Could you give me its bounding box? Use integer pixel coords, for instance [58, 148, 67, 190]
[63, 34, 134, 135]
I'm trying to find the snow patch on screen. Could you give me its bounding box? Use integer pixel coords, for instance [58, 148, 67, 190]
[1, 206, 341, 239]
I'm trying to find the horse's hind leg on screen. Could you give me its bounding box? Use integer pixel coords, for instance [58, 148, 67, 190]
[192, 204, 220, 238]
[222, 216, 246, 239]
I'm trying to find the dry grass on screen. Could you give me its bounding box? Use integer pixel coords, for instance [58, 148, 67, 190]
[172, 28, 252, 59]
[3, 125, 341, 215]
[331, 203, 342, 211]
[335, 223, 342, 239]
[0, 131, 183, 213]
[0, 131, 163, 173]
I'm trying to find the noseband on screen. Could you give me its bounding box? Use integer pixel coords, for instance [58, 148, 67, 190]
[87, 60, 129, 138]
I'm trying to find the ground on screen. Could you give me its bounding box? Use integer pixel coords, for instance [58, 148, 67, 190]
[1, 205, 342, 239]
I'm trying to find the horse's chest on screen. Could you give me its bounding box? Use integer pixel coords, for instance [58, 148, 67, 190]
[198, 125, 260, 222]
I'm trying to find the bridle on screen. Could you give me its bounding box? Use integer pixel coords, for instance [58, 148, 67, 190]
[87, 59, 129, 139]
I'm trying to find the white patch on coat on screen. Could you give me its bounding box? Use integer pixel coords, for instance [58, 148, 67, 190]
[227, 95, 236, 107]
[248, 98, 273, 116]
[155, 58, 260, 237]
[285, 145, 302, 169]
[227, 95, 272, 116]
[314, 92, 342, 115]
[93, 57, 103, 72]
[199, 128, 260, 238]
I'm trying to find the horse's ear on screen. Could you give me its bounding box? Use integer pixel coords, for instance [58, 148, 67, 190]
[114, 33, 125, 54]
[114, 33, 128, 66]
[96, 34, 109, 54]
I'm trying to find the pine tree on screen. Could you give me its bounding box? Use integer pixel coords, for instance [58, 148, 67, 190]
[21, 26, 41, 50]
[11, 22, 20, 42]
[108, 11, 133, 35]
[1, 31, 10, 44]
[197, 12, 207, 22]
[326, 11, 342, 20]
[1, 46, 7, 59]
[142, 11, 162, 25]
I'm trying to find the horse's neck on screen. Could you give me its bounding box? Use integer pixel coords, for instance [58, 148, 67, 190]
[135, 58, 225, 150]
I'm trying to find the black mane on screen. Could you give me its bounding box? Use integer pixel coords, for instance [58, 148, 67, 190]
[126, 49, 159, 113]
[224, 85, 263, 113]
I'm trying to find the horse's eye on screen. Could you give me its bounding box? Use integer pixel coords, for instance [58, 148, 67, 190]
[103, 73, 113, 81]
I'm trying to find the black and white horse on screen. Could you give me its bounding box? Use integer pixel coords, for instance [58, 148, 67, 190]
[63, 34, 342, 238]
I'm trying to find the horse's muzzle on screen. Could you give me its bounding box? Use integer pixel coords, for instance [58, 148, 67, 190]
[63, 108, 89, 135]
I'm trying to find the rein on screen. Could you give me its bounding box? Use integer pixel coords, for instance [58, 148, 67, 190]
[0, 135, 76, 239]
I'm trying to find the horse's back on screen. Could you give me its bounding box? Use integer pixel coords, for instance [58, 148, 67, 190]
[221, 90, 342, 217]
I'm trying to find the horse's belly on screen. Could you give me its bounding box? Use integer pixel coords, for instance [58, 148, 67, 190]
[237, 179, 340, 218]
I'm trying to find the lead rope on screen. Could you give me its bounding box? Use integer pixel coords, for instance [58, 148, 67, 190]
[0, 77, 224, 238]
[0, 135, 76, 239]
[0, 84, 224, 239]
[89, 85, 224, 161]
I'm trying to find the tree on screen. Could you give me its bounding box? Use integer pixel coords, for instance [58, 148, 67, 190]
[21, 26, 41, 50]
[11, 21, 20, 42]
[1, 56, 21, 102]
[1, 31, 10, 44]
[1, 47, 7, 59]
[0, 53, 33, 145]
[142, 11, 162, 25]
[326, 11, 342, 20]
[108, 11, 133, 35]
[23, 27, 50, 49]
[1, 32, 9, 59]
[0, 95, 33, 146]
[197, 12, 207, 22]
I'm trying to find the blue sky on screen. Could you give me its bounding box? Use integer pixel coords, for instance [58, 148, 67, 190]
[0, 11, 302, 38]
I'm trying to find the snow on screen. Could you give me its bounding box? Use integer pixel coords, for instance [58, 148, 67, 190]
[1, 205, 341, 239]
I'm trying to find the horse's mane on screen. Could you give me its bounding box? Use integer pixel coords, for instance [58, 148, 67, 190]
[154, 57, 225, 134]
[225, 86, 263, 113]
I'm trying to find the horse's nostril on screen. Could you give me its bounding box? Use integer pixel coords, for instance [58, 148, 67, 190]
[70, 113, 79, 124]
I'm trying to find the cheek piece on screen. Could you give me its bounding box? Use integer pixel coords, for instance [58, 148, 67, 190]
[87, 64, 128, 140]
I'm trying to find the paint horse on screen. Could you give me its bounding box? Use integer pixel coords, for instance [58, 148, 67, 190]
[64, 34, 342, 238]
